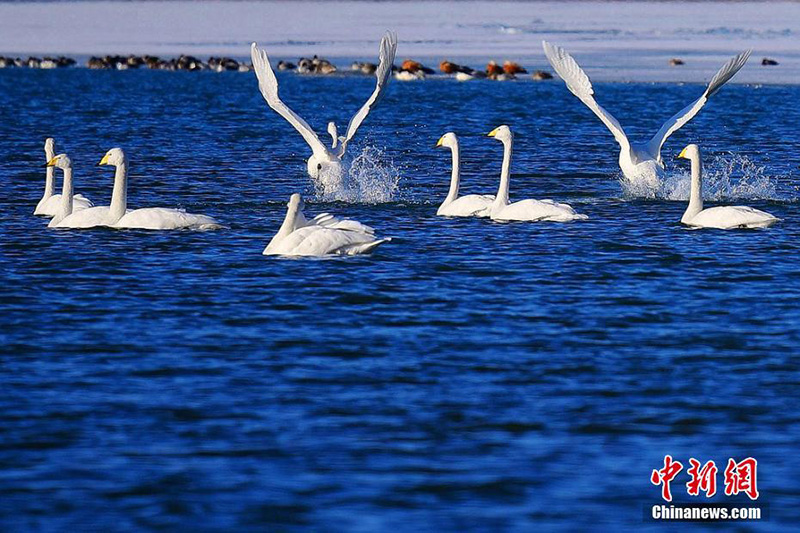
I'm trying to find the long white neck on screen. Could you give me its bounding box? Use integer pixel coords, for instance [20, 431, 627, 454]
[109, 162, 128, 222]
[267, 204, 301, 251]
[443, 142, 461, 206]
[492, 138, 513, 209]
[43, 146, 55, 200]
[682, 151, 703, 223]
[53, 167, 73, 224]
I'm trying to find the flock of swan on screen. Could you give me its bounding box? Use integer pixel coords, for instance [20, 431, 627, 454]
[34, 32, 780, 257]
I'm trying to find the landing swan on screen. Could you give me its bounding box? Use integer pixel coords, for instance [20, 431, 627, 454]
[264, 194, 390, 256]
[251, 32, 397, 195]
[487, 126, 587, 222]
[53, 148, 221, 230]
[35, 138, 92, 216]
[435, 132, 493, 217]
[543, 41, 750, 195]
[677, 144, 778, 229]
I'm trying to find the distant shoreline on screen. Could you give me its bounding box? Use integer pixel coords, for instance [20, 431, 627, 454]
[0, 0, 797, 83]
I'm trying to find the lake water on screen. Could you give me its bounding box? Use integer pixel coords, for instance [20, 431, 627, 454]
[1, 65, 799, 530]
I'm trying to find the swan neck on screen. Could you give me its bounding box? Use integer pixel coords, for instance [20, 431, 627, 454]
[444, 143, 461, 204]
[493, 138, 512, 207]
[109, 162, 128, 222]
[43, 166, 55, 199]
[59, 167, 73, 219]
[43, 145, 55, 199]
[683, 152, 704, 222]
[268, 204, 301, 250]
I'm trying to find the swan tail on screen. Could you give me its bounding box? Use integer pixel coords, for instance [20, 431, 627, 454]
[340, 237, 391, 255]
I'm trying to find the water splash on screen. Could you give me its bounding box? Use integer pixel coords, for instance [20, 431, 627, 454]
[313, 145, 401, 204]
[620, 153, 790, 202]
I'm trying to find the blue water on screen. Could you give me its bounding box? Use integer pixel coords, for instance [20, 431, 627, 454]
[1, 69, 799, 530]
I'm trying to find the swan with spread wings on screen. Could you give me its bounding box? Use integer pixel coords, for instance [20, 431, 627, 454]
[543, 41, 750, 196]
[251, 32, 397, 195]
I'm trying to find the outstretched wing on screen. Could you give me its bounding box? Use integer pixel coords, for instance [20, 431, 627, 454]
[647, 50, 750, 158]
[338, 31, 398, 155]
[543, 41, 630, 152]
[251, 43, 330, 157]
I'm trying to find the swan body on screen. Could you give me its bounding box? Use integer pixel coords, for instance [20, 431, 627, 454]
[678, 144, 778, 229]
[35, 138, 92, 216]
[435, 132, 493, 217]
[543, 41, 750, 195]
[251, 32, 397, 195]
[264, 194, 390, 256]
[487, 126, 587, 222]
[113, 208, 220, 230]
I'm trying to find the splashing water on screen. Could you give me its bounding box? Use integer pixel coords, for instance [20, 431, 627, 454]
[620, 153, 790, 202]
[313, 145, 401, 203]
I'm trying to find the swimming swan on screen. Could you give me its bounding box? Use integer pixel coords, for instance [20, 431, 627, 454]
[251, 32, 397, 195]
[264, 194, 390, 256]
[435, 132, 494, 217]
[35, 138, 92, 216]
[53, 148, 221, 230]
[677, 144, 778, 229]
[487, 126, 587, 222]
[44, 153, 83, 227]
[543, 41, 750, 195]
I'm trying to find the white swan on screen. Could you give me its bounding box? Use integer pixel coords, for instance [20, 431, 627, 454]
[44, 154, 82, 227]
[53, 148, 221, 230]
[251, 32, 397, 195]
[543, 41, 750, 195]
[677, 144, 778, 229]
[487, 126, 588, 222]
[35, 138, 92, 216]
[435, 132, 494, 217]
[264, 194, 390, 256]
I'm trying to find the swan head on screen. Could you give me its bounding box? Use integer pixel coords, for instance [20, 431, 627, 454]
[307, 153, 344, 194]
[677, 144, 700, 160]
[287, 193, 305, 212]
[45, 153, 71, 169]
[435, 132, 458, 150]
[488, 125, 513, 143]
[44, 137, 54, 153]
[98, 147, 126, 167]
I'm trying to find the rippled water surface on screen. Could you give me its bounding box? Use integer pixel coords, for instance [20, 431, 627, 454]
[1, 69, 800, 530]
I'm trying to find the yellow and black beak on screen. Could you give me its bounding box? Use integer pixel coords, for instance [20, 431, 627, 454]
[677, 147, 688, 159]
[43, 156, 58, 167]
[97, 153, 110, 166]
[487, 127, 500, 137]
[435, 135, 445, 148]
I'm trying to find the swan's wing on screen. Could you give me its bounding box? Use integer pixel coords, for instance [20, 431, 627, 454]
[311, 212, 375, 234]
[251, 43, 330, 157]
[647, 50, 750, 157]
[542, 41, 630, 151]
[339, 31, 397, 154]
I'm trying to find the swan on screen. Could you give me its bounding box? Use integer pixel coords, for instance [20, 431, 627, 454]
[101, 148, 222, 230]
[542, 41, 750, 194]
[677, 144, 778, 229]
[264, 194, 390, 256]
[487, 126, 588, 222]
[44, 154, 82, 227]
[53, 148, 221, 230]
[435, 132, 493, 217]
[35, 138, 92, 216]
[251, 32, 397, 195]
